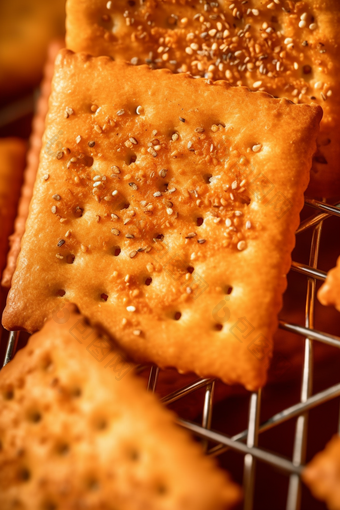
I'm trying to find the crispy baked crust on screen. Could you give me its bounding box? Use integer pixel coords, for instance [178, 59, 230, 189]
[0, 0, 65, 100]
[303, 435, 340, 510]
[1, 40, 64, 289]
[318, 256, 340, 311]
[0, 303, 240, 510]
[66, 0, 340, 198]
[2, 50, 322, 390]
[0, 138, 26, 278]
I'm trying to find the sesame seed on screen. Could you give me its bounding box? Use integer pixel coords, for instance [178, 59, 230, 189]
[43, 174, 49, 181]
[51, 206, 57, 214]
[106, 0, 112, 7]
[314, 81, 323, 89]
[126, 233, 134, 238]
[131, 57, 138, 65]
[111, 166, 120, 174]
[284, 37, 293, 45]
[172, 132, 179, 141]
[111, 213, 119, 220]
[168, 188, 177, 193]
[136, 105, 143, 115]
[309, 23, 317, 30]
[111, 228, 120, 236]
[186, 232, 196, 239]
[133, 330, 142, 336]
[76, 135, 81, 144]
[93, 175, 102, 181]
[159, 168, 167, 178]
[246, 221, 252, 229]
[80, 244, 88, 253]
[225, 218, 232, 227]
[56, 254, 63, 260]
[129, 250, 137, 258]
[129, 182, 138, 190]
[231, 180, 238, 190]
[129, 137, 138, 145]
[148, 147, 157, 157]
[253, 81, 262, 89]
[88, 141, 95, 147]
[64, 107, 74, 118]
[126, 306, 136, 312]
[153, 191, 162, 197]
[237, 241, 246, 251]
[117, 109, 125, 116]
[252, 9, 259, 15]
[179, 117, 185, 123]
[112, 190, 118, 196]
[299, 20, 306, 28]
[197, 239, 206, 244]
[52, 194, 61, 201]
[57, 239, 65, 247]
[252, 144, 262, 153]
[166, 208, 173, 215]
[235, 211, 242, 216]
[56, 151, 64, 160]
[93, 181, 102, 187]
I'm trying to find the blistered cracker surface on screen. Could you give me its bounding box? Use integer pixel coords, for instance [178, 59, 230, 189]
[0, 138, 26, 278]
[2, 50, 322, 390]
[0, 303, 240, 510]
[318, 256, 340, 312]
[303, 435, 340, 510]
[1, 40, 64, 289]
[66, 0, 340, 198]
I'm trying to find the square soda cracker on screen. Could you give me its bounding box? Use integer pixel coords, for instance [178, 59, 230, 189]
[0, 138, 26, 278]
[318, 256, 340, 312]
[2, 40, 64, 289]
[0, 303, 240, 510]
[303, 435, 340, 510]
[2, 50, 322, 390]
[66, 0, 340, 198]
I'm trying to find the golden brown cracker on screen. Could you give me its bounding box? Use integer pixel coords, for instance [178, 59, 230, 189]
[2, 50, 322, 390]
[303, 435, 340, 510]
[0, 138, 26, 278]
[66, 0, 340, 198]
[0, 0, 65, 100]
[318, 256, 340, 312]
[1, 40, 64, 289]
[0, 303, 240, 510]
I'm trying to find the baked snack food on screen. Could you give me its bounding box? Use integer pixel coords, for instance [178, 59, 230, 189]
[1, 40, 64, 289]
[0, 138, 26, 278]
[0, 0, 65, 101]
[318, 257, 340, 312]
[2, 50, 322, 390]
[303, 435, 340, 510]
[66, 0, 340, 198]
[0, 303, 240, 510]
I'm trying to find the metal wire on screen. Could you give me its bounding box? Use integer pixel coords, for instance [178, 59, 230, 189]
[2, 199, 340, 510]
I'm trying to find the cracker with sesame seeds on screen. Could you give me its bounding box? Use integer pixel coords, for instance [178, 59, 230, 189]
[318, 256, 340, 312]
[2, 40, 64, 289]
[0, 138, 26, 280]
[303, 435, 340, 509]
[66, 0, 340, 197]
[2, 49, 322, 390]
[0, 303, 240, 510]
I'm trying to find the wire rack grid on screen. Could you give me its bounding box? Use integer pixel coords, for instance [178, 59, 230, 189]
[2, 199, 340, 510]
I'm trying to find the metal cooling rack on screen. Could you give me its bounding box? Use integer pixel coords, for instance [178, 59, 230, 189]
[2, 198, 340, 510]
